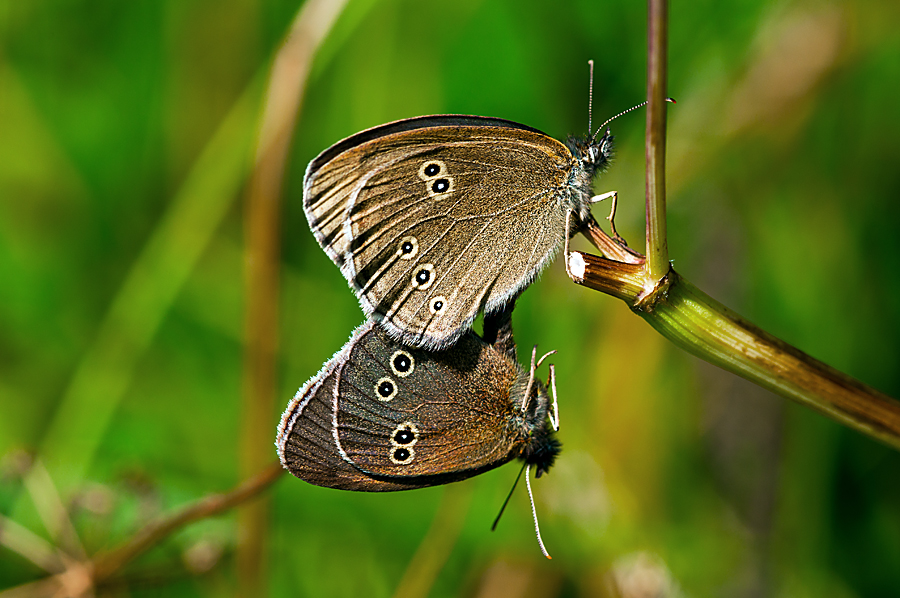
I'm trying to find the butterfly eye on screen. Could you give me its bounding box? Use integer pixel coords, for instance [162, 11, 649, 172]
[390, 446, 415, 465]
[390, 350, 414, 377]
[398, 236, 418, 260]
[411, 264, 435, 290]
[429, 296, 446, 314]
[375, 377, 397, 401]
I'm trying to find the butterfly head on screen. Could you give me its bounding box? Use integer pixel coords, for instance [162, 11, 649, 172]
[566, 129, 614, 176]
[521, 424, 561, 478]
[563, 130, 615, 223]
[512, 371, 561, 478]
[585, 129, 615, 169]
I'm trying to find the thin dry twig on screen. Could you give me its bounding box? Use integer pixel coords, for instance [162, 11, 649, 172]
[92, 461, 284, 582]
[581, 215, 645, 265]
[0, 462, 284, 597]
[0, 513, 67, 574]
[238, 0, 349, 594]
[22, 460, 86, 561]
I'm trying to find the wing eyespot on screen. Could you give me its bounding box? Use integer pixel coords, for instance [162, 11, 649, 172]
[390, 446, 415, 465]
[426, 175, 454, 197]
[390, 350, 414, 377]
[418, 160, 446, 180]
[411, 263, 435, 290]
[429, 296, 446, 315]
[390, 422, 419, 447]
[375, 377, 398, 401]
[397, 236, 418, 260]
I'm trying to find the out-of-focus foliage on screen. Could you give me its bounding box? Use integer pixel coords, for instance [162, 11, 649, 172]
[2, 0, 899, 596]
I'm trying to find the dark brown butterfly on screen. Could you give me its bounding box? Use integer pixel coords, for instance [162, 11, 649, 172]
[275, 313, 560, 492]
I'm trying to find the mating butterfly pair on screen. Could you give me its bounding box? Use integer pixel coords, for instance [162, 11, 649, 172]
[275, 114, 624, 556]
[276, 114, 614, 492]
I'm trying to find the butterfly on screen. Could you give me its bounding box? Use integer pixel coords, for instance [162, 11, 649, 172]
[302, 114, 614, 350]
[276, 311, 560, 492]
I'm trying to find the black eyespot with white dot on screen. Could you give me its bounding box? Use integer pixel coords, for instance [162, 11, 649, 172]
[389, 423, 419, 463]
[375, 377, 397, 401]
[394, 354, 410, 372]
[398, 236, 418, 260]
[391, 447, 414, 464]
[418, 160, 445, 181]
[390, 422, 419, 446]
[419, 161, 453, 195]
[391, 421, 419, 444]
[411, 263, 435, 290]
[393, 428, 415, 444]
[429, 296, 446, 315]
[390, 350, 414, 377]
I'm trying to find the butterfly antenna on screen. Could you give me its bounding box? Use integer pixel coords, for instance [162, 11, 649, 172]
[525, 464, 552, 559]
[587, 59, 595, 134]
[521, 345, 538, 412]
[591, 97, 677, 142]
[492, 462, 527, 531]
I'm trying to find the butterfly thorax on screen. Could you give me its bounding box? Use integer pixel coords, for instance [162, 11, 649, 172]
[564, 131, 614, 224]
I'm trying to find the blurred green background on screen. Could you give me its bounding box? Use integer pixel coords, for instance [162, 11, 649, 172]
[2, 0, 900, 596]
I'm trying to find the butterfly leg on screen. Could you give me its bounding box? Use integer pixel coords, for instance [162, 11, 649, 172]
[547, 364, 559, 432]
[521, 346, 557, 412]
[589, 190, 625, 244]
[564, 210, 578, 281]
[535, 349, 556, 369]
[521, 346, 539, 412]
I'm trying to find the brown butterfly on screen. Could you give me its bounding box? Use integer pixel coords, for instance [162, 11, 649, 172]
[276, 312, 560, 492]
[303, 114, 614, 350]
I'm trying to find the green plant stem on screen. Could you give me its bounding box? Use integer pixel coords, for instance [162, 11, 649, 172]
[645, 0, 670, 285]
[568, 251, 900, 449]
[638, 273, 900, 447]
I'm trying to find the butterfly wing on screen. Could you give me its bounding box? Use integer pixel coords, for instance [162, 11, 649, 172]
[276, 325, 433, 491]
[304, 116, 574, 350]
[333, 321, 528, 484]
